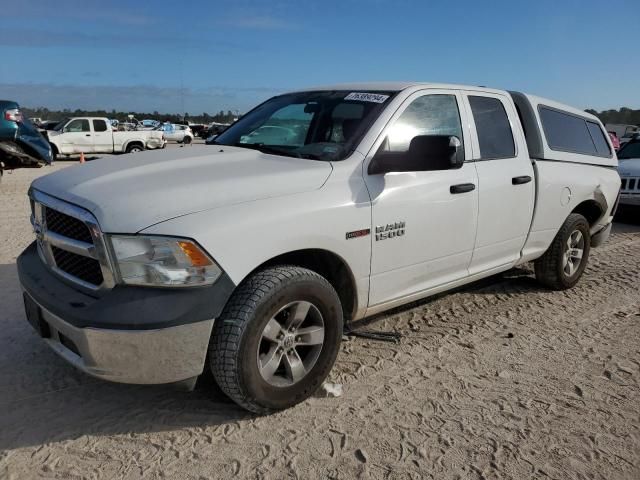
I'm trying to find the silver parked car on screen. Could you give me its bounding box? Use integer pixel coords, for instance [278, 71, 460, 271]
[157, 123, 194, 144]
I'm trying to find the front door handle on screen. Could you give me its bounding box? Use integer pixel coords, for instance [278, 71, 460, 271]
[450, 183, 476, 194]
[85, 134, 91, 137]
[512, 175, 532, 185]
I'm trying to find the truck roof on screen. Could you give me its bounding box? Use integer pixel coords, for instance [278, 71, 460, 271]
[65, 117, 109, 120]
[296, 82, 505, 96]
[295, 82, 594, 123]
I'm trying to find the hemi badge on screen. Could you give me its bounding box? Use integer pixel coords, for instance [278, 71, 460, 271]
[346, 229, 370, 240]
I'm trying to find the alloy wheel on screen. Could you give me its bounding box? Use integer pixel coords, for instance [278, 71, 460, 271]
[563, 229, 585, 277]
[257, 301, 325, 387]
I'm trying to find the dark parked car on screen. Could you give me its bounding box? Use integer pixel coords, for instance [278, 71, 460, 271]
[204, 123, 230, 144]
[0, 100, 53, 181]
[39, 120, 63, 131]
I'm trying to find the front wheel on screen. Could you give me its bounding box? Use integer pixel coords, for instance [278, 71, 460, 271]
[535, 213, 591, 290]
[49, 143, 57, 162]
[183, 135, 192, 145]
[209, 266, 343, 413]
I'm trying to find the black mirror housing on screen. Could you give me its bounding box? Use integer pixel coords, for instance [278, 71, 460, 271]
[368, 135, 463, 175]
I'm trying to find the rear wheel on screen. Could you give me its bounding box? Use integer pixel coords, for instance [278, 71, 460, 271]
[126, 143, 144, 153]
[183, 135, 192, 145]
[209, 266, 343, 413]
[535, 213, 591, 290]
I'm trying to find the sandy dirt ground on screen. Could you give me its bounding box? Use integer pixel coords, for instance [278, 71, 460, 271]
[1, 160, 639, 480]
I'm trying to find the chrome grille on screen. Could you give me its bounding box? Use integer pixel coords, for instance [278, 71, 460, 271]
[30, 189, 115, 292]
[51, 246, 104, 285]
[45, 207, 93, 243]
[621, 177, 639, 193]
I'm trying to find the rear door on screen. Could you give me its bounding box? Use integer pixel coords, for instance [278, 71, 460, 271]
[461, 92, 535, 274]
[59, 119, 93, 154]
[91, 119, 112, 152]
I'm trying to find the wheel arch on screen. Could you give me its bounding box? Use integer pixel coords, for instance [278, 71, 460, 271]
[242, 248, 358, 323]
[571, 196, 605, 228]
[124, 140, 145, 152]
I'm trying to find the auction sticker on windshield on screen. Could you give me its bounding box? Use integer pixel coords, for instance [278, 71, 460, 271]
[344, 92, 389, 103]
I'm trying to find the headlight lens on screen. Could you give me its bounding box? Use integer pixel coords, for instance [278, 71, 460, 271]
[110, 235, 221, 287]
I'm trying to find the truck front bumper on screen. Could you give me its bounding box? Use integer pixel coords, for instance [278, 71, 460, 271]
[23, 293, 214, 384]
[17, 242, 235, 385]
[619, 193, 640, 207]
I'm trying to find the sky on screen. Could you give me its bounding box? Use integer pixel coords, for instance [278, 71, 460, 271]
[1, 0, 638, 114]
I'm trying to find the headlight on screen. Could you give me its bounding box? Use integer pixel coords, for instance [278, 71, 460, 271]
[109, 235, 222, 287]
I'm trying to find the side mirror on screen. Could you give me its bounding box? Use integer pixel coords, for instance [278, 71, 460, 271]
[368, 135, 463, 175]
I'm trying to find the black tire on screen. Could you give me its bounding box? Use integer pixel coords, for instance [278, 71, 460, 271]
[209, 265, 343, 413]
[49, 143, 57, 162]
[535, 213, 591, 290]
[183, 135, 192, 145]
[126, 143, 144, 153]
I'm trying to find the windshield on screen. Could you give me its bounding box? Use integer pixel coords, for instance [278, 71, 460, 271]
[213, 90, 395, 161]
[618, 142, 640, 159]
[53, 118, 70, 131]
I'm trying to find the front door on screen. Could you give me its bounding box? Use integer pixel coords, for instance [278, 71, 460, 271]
[461, 91, 535, 274]
[364, 90, 479, 309]
[60, 119, 93, 154]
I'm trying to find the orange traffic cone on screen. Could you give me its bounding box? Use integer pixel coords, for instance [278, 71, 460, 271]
[79, 152, 85, 164]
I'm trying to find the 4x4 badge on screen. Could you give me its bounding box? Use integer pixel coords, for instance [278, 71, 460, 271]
[345, 229, 370, 240]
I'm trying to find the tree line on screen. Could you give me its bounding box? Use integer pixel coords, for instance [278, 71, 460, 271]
[585, 108, 640, 126]
[21, 107, 240, 125]
[20, 106, 640, 128]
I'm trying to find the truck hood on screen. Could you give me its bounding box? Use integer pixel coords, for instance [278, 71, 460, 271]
[32, 146, 333, 232]
[618, 158, 640, 177]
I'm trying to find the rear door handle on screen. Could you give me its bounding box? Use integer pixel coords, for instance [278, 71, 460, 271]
[450, 183, 476, 194]
[512, 175, 532, 185]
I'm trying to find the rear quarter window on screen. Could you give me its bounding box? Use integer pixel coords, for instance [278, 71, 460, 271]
[93, 119, 108, 132]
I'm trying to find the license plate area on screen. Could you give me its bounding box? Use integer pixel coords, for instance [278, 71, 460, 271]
[23, 293, 50, 338]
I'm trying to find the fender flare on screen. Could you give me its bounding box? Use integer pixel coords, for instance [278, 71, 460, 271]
[592, 187, 609, 217]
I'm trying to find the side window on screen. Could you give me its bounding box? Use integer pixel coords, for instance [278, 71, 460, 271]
[382, 94, 463, 154]
[66, 119, 90, 132]
[468, 96, 515, 159]
[539, 107, 608, 156]
[93, 119, 107, 132]
[618, 142, 640, 159]
[586, 121, 611, 156]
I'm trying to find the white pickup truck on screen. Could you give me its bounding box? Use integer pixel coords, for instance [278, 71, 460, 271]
[18, 83, 620, 413]
[46, 117, 165, 158]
